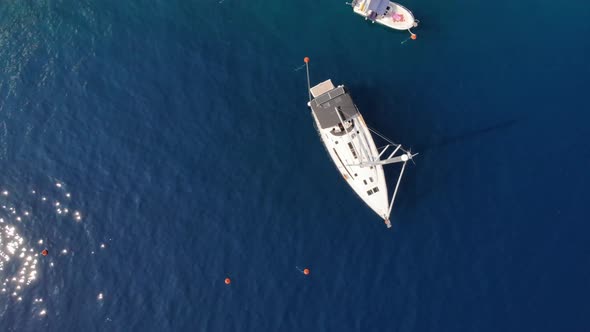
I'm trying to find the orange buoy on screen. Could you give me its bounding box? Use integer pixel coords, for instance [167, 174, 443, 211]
[224, 277, 231, 285]
[303, 268, 310, 275]
[41, 249, 48, 256]
[410, 34, 417, 40]
[304, 57, 310, 63]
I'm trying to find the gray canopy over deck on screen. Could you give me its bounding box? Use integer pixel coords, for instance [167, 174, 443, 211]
[310, 86, 359, 129]
[366, 0, 388, 14]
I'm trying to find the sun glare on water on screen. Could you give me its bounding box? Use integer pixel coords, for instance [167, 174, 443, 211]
[0, 180, 108, 318]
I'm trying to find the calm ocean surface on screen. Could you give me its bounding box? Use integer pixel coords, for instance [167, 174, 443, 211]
[1, 0, 589, 331]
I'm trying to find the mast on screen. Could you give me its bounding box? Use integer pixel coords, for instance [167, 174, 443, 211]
[387, 154, 408, 217]
[359, 141, 418, 227]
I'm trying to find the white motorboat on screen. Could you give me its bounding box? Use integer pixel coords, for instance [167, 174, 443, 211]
[349, 0, 419, 32]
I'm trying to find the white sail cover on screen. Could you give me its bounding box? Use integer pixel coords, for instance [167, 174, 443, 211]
[366, 0, 388, 14]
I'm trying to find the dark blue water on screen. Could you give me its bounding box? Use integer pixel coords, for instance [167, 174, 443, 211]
[1, 0, 589, 330]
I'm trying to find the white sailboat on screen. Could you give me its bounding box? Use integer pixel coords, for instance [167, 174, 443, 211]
[303, 57, 416, 228]
[349, 0, 418, 32]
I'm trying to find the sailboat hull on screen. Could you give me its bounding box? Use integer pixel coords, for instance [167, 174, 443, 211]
[308, 80, 390, 224]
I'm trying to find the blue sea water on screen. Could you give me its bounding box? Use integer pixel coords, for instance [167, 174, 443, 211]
[1, 0, 590, 330]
